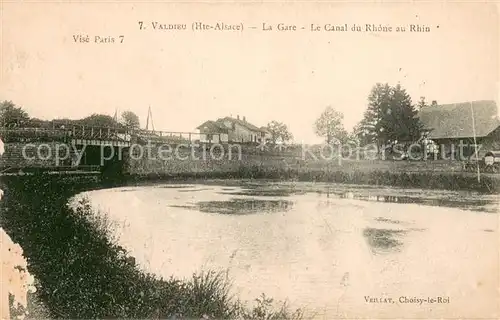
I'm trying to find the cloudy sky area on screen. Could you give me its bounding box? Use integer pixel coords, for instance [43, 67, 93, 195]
[1, 2, 498, 143]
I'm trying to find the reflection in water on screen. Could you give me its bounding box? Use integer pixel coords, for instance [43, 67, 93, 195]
[83, 182, 499, 319]
[407, 228, 426, 232]
[243, 182, 498, 213]
[178, 188, 213, 193]
[172, 198, 293, 215]
[374, 217, 405, 225]
[363, 228, 407, 254]
[340, 193, 496, 213]
[160, 185, 193, 189]
[219, 189, 305, 197]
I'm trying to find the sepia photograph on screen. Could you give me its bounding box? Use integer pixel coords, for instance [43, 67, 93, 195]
[0, 1, 498, 319]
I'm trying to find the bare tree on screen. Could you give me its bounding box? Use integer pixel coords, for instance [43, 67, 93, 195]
[314, 106, 348, 144]
[266, 121, 293, 144]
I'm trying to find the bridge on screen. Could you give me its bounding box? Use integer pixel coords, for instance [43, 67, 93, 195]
[0, 125, 204, 145]
[0, 124, 205, 174]
[0, 126, 131, 147]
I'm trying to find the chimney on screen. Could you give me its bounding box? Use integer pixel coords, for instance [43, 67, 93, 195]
[243, 116, 246, 122]
[236, 115, 240, 120]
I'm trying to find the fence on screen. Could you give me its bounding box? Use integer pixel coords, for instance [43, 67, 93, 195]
[0, 125, 207, 144]
[133, 130, 202, 144]
[0, 126, 131, 143]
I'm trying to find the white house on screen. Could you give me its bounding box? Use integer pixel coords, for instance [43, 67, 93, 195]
[196, 120, 230, 143]
[197, 115, 267, 143]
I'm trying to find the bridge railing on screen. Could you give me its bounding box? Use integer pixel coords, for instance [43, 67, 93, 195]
[0, 125, 132, 142]
[70, 126, 131, 141]
[133, 130, 203, 144]
[0, 125, 208, 144]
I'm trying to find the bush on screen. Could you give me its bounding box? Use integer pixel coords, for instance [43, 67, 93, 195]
[238, 294, 304, 320]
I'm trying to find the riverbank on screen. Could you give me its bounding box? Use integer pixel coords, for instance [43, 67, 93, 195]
[0, 165, 498, 318]
[124, 164, 500, 193]
[0, 174, 303, 319]
[75, 180, 499, 319]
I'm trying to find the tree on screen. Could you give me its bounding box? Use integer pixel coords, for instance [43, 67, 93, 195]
[266, 121, 293, 144]
[29, 118, 53, 128]
[358, 83, 423, 148]
[417, 97, 438, 111]
[0, 101, 30, 127]
[79, 114, 120, 127]
[120, 111, 140, 129]
[313, 106, 348, 144]
[417, 96, 428, 110]
[352, 122, 371, 146]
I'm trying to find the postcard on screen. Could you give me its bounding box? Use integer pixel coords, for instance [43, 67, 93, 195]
[0, 2, 498, 319]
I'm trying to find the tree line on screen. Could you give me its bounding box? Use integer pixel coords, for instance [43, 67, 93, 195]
[263, 83, 433, 149]
[0, 101, 141, 129]
[1, 82, 433, 148]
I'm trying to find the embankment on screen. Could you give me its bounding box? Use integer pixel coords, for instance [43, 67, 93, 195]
[0, 174, 303, 319]
[125, 163, 500, 194]
[1, 149, 499, 317]
[2, 140, 498, 193]
[124, 144, 499, 193]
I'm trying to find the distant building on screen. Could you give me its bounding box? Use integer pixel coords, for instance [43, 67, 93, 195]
[260, 127, 272, 143]
[196, 115, 267, 143]
[195, 120, 229, 143]
[418, 100, 500, 158]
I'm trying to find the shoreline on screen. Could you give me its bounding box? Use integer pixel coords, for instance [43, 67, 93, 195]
[0, 174, 304, 319]
[0, 168, 498, 318]
[118, 167, 500, 194]
[75, 179, 499, 319]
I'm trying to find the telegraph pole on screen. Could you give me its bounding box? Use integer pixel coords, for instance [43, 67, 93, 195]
[470, 101, 480, 183]
[113, 108, 118, 123]
[145, 106, 155, 131]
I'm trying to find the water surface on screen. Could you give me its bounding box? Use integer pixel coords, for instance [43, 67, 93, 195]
[76, 181, 499, 318]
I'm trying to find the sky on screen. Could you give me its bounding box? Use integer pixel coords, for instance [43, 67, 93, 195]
[1, 2, 498, 143]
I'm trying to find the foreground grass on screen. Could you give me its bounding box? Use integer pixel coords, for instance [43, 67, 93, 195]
[2, 164, 497, 318]
[0, 175, 303, 319]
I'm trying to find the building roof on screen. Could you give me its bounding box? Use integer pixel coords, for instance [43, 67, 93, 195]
[215, 117, 267, 133]
[196, 120, 229, 134]
[418, 100, 500, 139]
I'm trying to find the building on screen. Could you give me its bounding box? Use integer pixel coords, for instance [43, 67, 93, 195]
[260, 127, 273, 143]
[195, 120, 230, 143]
[418, 100, 500, 159]
[196, 115, 267, 143]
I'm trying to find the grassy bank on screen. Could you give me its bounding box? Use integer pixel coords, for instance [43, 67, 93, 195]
[126, 165, 500, 193]
[0, 174, 302, 319]
[1, 165, 498, 318]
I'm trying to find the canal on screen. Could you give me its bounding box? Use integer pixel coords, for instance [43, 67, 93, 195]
[74, 181, 499, 319]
